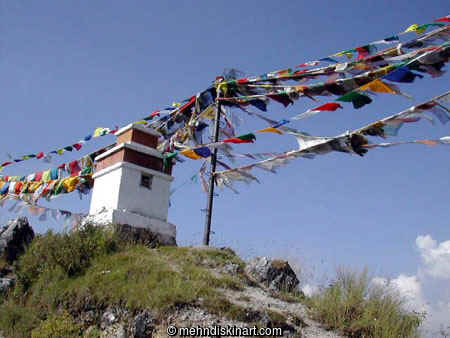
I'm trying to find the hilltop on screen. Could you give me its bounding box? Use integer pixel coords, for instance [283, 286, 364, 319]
[0, 218, 423, 337]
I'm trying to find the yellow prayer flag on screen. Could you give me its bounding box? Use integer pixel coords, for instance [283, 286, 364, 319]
[217, 82, 228, 96]
[93, 127, 105, 137]
[404, 24, 426, 34]
[28, 182, 42, 193]
[294, 85, 307, 92]
[199, 105, 217, 120]
[56, 149, 65, 155]
[332, 51, 346, 57]
[134, 120, 148, 125]
[277, 69, 291, 76]
[63, 176, 80, 193]
[256, 127, 284, 135]
[360, 79, 398, 94]
[180, 149, 202, 160]
[172, 102, 181, 107]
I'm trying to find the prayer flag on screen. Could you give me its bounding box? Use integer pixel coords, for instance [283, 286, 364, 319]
[223, 133, 256, 144]
[336, 91, 373, 109]
[256, 127, 283, 135]
[360, 79, 399, 94]
[180, 149, 203, 160]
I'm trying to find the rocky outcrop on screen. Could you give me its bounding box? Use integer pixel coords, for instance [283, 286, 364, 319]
[0, 217, 34, 263]
[245, 257, 300, 292]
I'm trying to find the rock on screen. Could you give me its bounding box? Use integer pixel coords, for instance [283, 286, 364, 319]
[101, 323, 126, 338]
[245, 257, 299, 292]
[114, 224, 171, 248]
[101, 310, 118, 329]
[221, 262, 241, 275]
[130, 310, 154, 338]
[0, 217, 34, 263]
[0, 278, 14, 295]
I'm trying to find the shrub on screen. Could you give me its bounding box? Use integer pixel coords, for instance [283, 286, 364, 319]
[31, 311, 82, 338]
[15, 224, 120, 291]
[307, 267, 424, 338]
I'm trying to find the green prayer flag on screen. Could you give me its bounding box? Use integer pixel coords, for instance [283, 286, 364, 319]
[237, 133, 256, 141]
[336, 91, 373, 109]
[163, 152, 178, 170]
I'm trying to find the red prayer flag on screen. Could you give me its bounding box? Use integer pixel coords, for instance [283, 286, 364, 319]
[109, 126, 119, 134]
[356, 47, 370, 60]
[312, 102, 343, 111]
[223, 138, 254, 144]
[36, 152, 44, 159]
[179, 96, 196, 114]
[72, 143, 82, 150]
[434, 16, 450, 22]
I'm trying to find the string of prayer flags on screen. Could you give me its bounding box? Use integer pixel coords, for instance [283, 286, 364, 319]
[354, 91, 450, 138]
[404, 22, 447, 34]
[220, 42, 450, 114]
[0, 174, 94, 203]
[1, 126, 116, 172]
[0, 156, 93, 183]
[218, 18, 449, 88]
[362, 136, 450, 149]
[147, 25, 449, 154]
[214, 91, 450, 193]
[0, 194, 85, 227]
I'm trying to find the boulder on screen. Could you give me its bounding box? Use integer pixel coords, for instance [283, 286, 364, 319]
[130, 310, 154, 338]
[245, 257, 299, 292]
[0, 217, 34, 263]
[0, 277, 14, 295]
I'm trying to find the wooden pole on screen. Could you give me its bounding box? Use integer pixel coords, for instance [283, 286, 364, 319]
[203, 84, 222, 246]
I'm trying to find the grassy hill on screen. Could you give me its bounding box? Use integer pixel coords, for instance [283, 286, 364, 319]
[0, 225, 424, 337]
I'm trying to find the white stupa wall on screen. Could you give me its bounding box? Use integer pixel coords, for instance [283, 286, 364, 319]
[90, 161, 173, 222]
[117, 162, 172, 221]
[85, 123, 177, 245]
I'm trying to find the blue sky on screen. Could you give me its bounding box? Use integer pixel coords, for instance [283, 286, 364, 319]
[1, 1, 449, 334]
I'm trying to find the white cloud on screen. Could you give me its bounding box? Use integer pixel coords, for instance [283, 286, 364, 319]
[369, 235, 450, 335]
[391, 275, 423, 304]
[301, 284, 319, 297]
[416, 235, 450, 279]
[371, 274, 428, 313]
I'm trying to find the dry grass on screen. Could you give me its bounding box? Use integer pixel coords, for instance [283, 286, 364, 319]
[306, 267, 424, 338]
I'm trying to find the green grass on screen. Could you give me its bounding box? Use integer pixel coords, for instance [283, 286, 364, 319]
[306, 267, 424, 338]
[0, 226, 248, 337]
